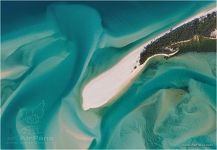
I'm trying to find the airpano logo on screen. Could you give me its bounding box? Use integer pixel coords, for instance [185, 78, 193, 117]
[184, 143, 215, 148]
[6, 100, 55, 145]
[21, 100, 46, 125]
[7, 135, 54, 144]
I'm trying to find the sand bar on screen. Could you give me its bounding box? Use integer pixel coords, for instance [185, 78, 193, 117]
[82, 7, 216, 110]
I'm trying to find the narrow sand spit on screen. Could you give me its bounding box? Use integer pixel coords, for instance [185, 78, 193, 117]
[82, 7, 216, 110]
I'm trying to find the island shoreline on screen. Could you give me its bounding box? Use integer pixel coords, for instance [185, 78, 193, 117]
[82, 6, 216, 111]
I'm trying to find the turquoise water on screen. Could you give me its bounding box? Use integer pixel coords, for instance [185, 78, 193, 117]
[95, 53, 216, 149]
[1, 1, 216, 149]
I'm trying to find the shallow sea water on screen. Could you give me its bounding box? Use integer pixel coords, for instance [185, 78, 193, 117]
[1, 1, 216, 149]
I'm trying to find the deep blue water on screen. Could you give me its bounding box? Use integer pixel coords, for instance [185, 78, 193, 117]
[1, 1, 216, 149]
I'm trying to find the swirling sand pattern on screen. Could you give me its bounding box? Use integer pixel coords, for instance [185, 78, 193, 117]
[1, 2, 216, 149]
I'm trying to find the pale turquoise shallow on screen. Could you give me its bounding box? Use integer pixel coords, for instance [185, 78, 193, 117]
[1, 1, 216, 149]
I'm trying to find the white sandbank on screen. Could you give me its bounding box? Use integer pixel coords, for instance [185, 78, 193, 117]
[82, 7, 216, 110]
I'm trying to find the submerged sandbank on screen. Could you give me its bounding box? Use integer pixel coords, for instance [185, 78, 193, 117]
[81, 7, 216, 111]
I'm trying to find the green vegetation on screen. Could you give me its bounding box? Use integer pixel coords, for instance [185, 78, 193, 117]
[172, 35, 216, 56]
[140, 12, 216, 64]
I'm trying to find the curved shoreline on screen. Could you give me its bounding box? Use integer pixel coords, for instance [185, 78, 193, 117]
[81, 6, 216, 111]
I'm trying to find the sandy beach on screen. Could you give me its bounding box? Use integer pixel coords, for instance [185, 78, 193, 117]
[82, 7, 216, 111]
